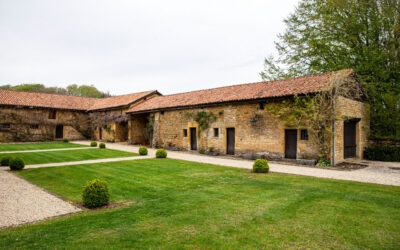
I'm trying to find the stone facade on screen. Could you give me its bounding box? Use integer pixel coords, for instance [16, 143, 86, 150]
[133, 101, 317, 159]
[334, 96, 370, 162]
[129, 97, 369, 161]
[0, 107, 89, 142]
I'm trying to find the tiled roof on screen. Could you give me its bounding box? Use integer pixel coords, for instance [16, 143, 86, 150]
[0, 89, 97, 111]
[127, 69, 354, 114]
[0, 89, 159, 111]
[88, 90, 158, 111]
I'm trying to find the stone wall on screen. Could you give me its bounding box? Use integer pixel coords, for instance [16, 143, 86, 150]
[148, 101, 318, 158]
[334, 96, 370, 162]
[0, 106, 89, 142]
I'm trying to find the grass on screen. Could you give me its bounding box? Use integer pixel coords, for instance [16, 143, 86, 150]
[0, 159, 399, 249]
[0, 142, 88, 152]
[0, 149, 137, 165]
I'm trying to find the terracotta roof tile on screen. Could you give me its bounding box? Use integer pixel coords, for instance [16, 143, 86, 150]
[127, 69, 354, 113]
[0, 89, 159, 111]
[0, 90, 96, 110]
[88, 90, 158, 111]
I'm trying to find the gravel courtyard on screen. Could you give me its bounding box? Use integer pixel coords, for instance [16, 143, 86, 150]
[0, 168, 81, 229]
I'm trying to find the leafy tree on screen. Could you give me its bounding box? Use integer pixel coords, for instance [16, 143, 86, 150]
[0, 83, 110, 98]
[261, 0, 400, 140]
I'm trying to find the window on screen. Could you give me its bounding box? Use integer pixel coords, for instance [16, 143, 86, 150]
[301, 129, 308, 140]
[0, 124, 10, 129]
[48, 110, 56, 119]
[213, 128, 219, 137]
[161, 111, 165, 115]
[259, 101, 266, 110]
[30, 124, 39, 129]
[183, 129, 188, 137]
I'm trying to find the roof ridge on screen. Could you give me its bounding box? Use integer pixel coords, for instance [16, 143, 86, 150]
[100, 90, 158, 100]
[156, 69, 351, 98]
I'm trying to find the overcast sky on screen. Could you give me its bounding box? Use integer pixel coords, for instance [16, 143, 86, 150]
[0, 0, 299, 96]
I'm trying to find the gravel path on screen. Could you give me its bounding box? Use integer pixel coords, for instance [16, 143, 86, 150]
[73, 141, 400, 186]
[0, 169, 81, 229]
[24, 155, 151, 169]
[0, 147, 94, 154]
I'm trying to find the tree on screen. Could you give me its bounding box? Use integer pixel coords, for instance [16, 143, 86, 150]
[261, 0, 400, 140]
[0, 83, 110, 98]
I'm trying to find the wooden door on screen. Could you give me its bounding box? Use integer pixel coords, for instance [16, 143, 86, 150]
[55, 125, 63, 139]
[285, 129, 297, 159]
[226, 128, 235, 155]
[344, 121, 357, 158]
[99, 127, 102, 140]
[190, 127, 197, 150]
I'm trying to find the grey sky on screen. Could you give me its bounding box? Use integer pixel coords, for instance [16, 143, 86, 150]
[0, 0, 299, 96]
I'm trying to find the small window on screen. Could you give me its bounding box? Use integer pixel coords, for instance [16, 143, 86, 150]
[30, 124, 39, 129]
[259, 101, 266, 110]
[48, 110, 56, 119]
[0, 124, 10, 129]
[213, 128, 219, 137]
[301, 129, 308, 140]
[161, 111, 165, 115]
[183, 129, 188, 137]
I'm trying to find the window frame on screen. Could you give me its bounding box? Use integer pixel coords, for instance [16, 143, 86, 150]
[48, 110, 57, 119]
[300, 129, 309, 140]
[30, 124, 39, 129]
[0, 123, 11, 129]
[213, 128, 219, 137]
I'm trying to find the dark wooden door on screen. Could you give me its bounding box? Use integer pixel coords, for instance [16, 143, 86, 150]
[344, 121, 357, 158]
[190, 127, 197, 150]
[55, 125, 63, 139]
[285, 129, 297, 159]
[226, 128, 235, 155]
[99, 127, 102, 140]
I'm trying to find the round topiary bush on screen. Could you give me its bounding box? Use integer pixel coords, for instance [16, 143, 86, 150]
[99, 142, 106, 149]
[82, 179, 110, 208]
[139, 146, 148, 155]
[90, 141, 97, 147]
[1, 156, 13, 166]
[63, 138, 69, 143]
[253, 159, 269, 173]
[9, 157, 25, 171]
[156, 148, 167, 158]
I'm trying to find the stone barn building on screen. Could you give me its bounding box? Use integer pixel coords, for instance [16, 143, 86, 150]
[0, 69, 369, 162]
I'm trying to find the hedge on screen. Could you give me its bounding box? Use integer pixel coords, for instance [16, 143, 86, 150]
[363, 146, 400, 162]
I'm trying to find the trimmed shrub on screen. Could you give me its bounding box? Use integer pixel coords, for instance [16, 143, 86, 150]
[364, 146, 400, 162]
[99, 142, 106, 149]
[82, 179, 110, 208]
[156, 148, 167, 158]
[63, 138, 69, 143]
[139, 146, 148, 155]
[253, 159, 269, 173]
[9, 158, 25, 171]
[90, 141, 97, 147]
[1, 156, 13, 166]
[199, 149, 205, 154]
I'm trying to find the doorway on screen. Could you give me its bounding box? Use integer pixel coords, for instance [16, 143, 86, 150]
[344, 120, 357, 158]
[55, 125, 63, 139]
[285, 129, 297, 159]
[190, 127, 197, 150]
[226, 128, 235, 155]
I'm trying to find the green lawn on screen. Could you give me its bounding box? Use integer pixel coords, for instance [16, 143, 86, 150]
[1, 159, 399, 249]
[0, 142, 88, 152]
[0, 149, 137, 165]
